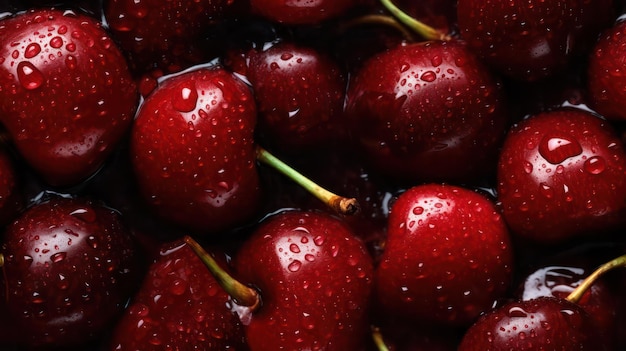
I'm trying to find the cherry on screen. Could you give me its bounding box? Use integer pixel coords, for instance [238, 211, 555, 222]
[587, 19, 626, 121]
[0, 9, 138, 187]
[457, 0, 616, 81]
[496, 107, 626, 244]
[458, 296, 606, 350]
[184, 209, 375, 350]
[0, 195, 139, 348]
[345, 39, 508, 184]
[109, 239, 248, 350]
[104, 0, 236, 77]
[130, 65, 261, 235]
[374, 183, 514, 327]
[227, 41, 347, 153]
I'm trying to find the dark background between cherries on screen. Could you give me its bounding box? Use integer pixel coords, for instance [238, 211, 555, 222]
[0, 0, 625, 350]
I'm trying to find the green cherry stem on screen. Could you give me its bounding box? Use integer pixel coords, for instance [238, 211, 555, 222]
[371, 326, 391, 351]
[566, 254, 626, 304]
[256, 146, 360, 216]
[379, 0, 451, 41]
[183, 235, 261, 311]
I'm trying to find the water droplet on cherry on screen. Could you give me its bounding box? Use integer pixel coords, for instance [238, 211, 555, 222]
[538, 134, 582, 164]
[17, 61, 44, 90]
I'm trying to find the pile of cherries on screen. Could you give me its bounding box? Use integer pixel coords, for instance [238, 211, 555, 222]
[0, 0, 625, 350]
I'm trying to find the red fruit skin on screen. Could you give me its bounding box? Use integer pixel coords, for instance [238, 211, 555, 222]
[110, 240, 248, 351]
[0, 9, 138, 187]
[375, 183, 514, 327]
[131, 66, 261, 235]
[458, 297, 607, 350]
[588, 20, 626, 121]
[249, 0, 357, 25]
[234, 210, 374, 351]
[518, 264, 622, 349]
[0, 196, 138, 348]
[104, 0, 233, 76]
[241, 41, 347, 153]
[496, 108, 626, 243]
[345, 40, 507, 184]
[457, 0, 614, 82]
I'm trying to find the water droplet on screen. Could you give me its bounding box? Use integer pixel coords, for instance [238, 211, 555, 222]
[583, 156, 606, 175]
[413, 206, 424, 215]
[50, 252, 67, 263]
[539, 182, 553, 198]
[538, 134, 582, 164]
[304, 254, 315, 262]
[288, 260, 302, 272]
[169, 279, 187, 295]
[313, 236, 325, 246]
[431, 55, 442, 67]
[50, 36, 63, 48]
[523, 161, 533, 174]
[280, 53, 293, 60]
[508, 306, 528, 318]
[24, 43, 41, 59]
[17, 61, 44, 90]
[172, 86, 198, 112]
[289, 244, 300, 253]
[65, 55, 77, 69]
[420, 70, 437, 82]
[70, 208, 96, 222]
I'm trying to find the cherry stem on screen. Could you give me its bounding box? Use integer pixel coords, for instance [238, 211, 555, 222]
[339, 14, 416, 42]
[371, 326, 390, 351]
[183, 235, 261, 311]
[256, 146, 360, 216]
[379, 0, 451, 41]
[566, 254, 626, 304]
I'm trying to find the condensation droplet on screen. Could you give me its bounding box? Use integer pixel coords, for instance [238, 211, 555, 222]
[583, 156, 606, 175]
[24, 43, 41, 59]
[172, 86, 198, 112]
[17, 61, 44, 90]
[288, 260, 302, 272]
[50, 252, 67, 263]
[538, 134, 582, 164]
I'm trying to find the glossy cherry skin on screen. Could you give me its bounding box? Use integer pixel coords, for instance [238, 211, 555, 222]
[0, 196, 138, 348]
[458, 297, 608, 350]
[345, 40, 508, 184]
[234, 41, 347, 153]
[496, 108, 626, 243]
[0, 9, 138, 187]
[110, 239, 248, 351]
[104, 0, 234, 76]
[249, 0, 358, 25]
[518, 261, 623, 349]
[587, 20, 626, 121]
[375, 183, 514, 327]
[457, 0, 615, 81]
[234, 210, 374, 351]
[130, 66, 261, 235]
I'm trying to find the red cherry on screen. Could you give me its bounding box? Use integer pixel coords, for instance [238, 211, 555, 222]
[375, 183, 514, 327]
[233, 210, 374, 350]
[130, 65, 261, 235]
[0, 196, 139, 348]
[345, 40, 508, 184]
[109, 239, 248, 350]
[458, 296, 607, 350]
[0, 9, 138, 187]
[496, 108, 626, 243]
[457, 0, 615, 81]
[104, 0, 235, 76]
[587, 19, 626, 121]
[236, 41, 347, 153]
